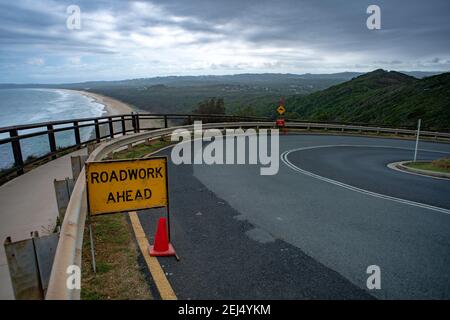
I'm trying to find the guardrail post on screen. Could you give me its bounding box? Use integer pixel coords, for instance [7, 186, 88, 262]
[54, 177, 75, 221]
[47, 124, 57, 160]
[73, 121, 81, 147]
[4, 234, 45, 299]
[131, 113, 137, 133]
[121, 116, 126, 135]
[9, 129, 24, 175]
[164, 115, 168, 128]
[70, 155, 88, 180]
[108, 117, 114, 138]
[94, 119, 100, 143]
[136, 114, 140, 133]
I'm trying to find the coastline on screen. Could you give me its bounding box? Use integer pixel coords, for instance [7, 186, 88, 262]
[62, 89, 165, 135]
[62, 89, 135, 116]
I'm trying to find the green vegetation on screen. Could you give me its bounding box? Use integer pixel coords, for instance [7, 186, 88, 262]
[61, 73, 359, 117]
[406, 158, 450, 174]
[286, 70, 450, 131]
[193, 97, 225, 114]
[52, 70, 449, 130]
[25, 155, 38, 162]
[432, 158, 450, 170]
[83, 84, 281, 116]
[3, 71, 448, 129]
[108, 138, 173, 160]
[81, 213, 151, 300]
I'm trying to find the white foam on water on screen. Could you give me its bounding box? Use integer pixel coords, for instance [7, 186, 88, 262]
[0, 88, 106, 169]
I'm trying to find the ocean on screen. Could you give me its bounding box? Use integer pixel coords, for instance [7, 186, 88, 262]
[0, 88, 106, 170]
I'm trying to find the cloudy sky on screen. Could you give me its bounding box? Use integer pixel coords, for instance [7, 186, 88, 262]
[0, 0, 449, 83]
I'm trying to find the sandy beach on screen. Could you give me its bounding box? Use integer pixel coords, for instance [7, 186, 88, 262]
[63, 89, 135, 116]
[63, 89, 165, 133]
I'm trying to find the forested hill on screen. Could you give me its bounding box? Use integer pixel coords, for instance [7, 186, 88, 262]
[0, 70, 448, 130]
[286, 69, 450, 130]
[60, 73, 363, 116]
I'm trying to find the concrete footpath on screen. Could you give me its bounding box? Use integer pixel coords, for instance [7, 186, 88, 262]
[0, 149, 86, 299]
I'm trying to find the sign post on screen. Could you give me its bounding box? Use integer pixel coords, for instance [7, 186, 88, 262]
[87, 214, 96, 273]
[85, 156, 171, 270]
[413, 119, 421, 162]
[276, 98, 286, 132]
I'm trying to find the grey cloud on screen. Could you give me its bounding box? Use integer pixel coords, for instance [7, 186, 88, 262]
[151, 0, 450, 57]
[3, 0, 450, 57]
[1, 0, 449, 83]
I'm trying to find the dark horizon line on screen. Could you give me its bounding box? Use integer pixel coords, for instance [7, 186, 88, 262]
[0, 69, 448, 86]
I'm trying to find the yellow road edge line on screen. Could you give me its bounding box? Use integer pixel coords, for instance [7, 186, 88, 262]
[128, 211, 177, 300]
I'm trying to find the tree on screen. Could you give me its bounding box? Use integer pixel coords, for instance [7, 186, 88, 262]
[235, 105, 257, 117]
[193, 97, 225, 114]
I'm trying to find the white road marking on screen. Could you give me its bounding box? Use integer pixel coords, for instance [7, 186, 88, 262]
[281, 145, 450, 215]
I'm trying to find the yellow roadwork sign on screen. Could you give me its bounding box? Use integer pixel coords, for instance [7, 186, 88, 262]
[86, 157, 168, 215]
[277, 105, 286, 115]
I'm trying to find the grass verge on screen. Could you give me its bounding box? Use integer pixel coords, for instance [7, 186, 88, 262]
[406, 158, 450, 174]
[81, 213, 151, 300]
[108, 138, 173, 160]
[81, 138, 173, 300]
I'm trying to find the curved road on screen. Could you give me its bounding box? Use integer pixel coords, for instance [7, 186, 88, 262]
[138, 134, 450, 299]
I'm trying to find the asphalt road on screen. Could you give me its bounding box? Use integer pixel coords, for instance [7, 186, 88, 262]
[137, 134, 450, 299]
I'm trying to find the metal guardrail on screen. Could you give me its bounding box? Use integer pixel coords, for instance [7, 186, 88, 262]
[2, 112, 449, 183]
[0, 113, 270, 181]
[285, 122, 450, 139]
[45, 120, 450, 299]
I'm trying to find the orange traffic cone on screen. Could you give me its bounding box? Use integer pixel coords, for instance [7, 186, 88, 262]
[149, 217, 176, 257]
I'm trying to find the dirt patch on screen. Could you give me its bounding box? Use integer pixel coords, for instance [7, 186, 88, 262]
[432, 157, 450, 170]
